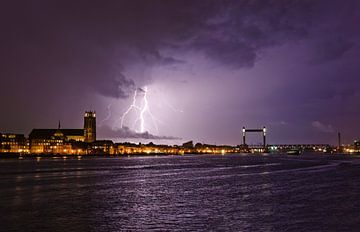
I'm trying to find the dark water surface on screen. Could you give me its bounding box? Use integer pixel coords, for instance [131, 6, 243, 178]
[1, 154, 360, 231]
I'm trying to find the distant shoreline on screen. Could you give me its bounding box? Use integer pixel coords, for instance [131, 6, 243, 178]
[0, 152, 186, 159]
[0, 152, 359, 159]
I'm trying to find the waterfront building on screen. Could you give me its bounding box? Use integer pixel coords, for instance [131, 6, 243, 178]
[182, 141, 194, 149]
[118, 143, 143, 154]
[29, 128, 84, 154]
[268, 144, 331, 153]
[114, 142, 181, 155]
[0, 133, 27, 153]
[90, 140, 114, 155]
[29, 111, 95, 154]
[354, 140, 360, 150]
[345, 140, 360, 153]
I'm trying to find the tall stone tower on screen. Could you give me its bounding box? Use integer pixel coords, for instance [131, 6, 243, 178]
[84, 111, 96, 143]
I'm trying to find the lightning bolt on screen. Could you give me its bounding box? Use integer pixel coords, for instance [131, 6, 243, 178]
[119, 86, 160, 134]
[99, 103, 112, 127]
[139, 87, 148, 133]
[119, 88, 140, 129]
[139, 87, 160, 133]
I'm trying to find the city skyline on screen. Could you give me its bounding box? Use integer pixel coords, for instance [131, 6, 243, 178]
[2, 110, 350, 155]
[0, 110, 355, 150]
[1, 0, 360, 145]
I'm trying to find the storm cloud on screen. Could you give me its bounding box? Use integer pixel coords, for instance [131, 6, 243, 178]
[0, 0, 344, 97]
[98, 125, 180, 140]
[0, 0, 360, 144]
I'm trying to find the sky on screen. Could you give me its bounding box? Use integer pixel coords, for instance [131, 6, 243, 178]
[0, 0, 360, 145]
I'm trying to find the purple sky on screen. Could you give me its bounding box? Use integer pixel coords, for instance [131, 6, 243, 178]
[1, 0, 360, 145]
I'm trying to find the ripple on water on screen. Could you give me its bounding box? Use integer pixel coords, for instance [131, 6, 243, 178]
[1, 154, 360, 231]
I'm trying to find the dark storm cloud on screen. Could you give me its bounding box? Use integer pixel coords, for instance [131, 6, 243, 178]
[191, 0, 313, 68]
[0, 0, 344, 98]
[310, 36, 354, 64]
[139, 49, 184, 66]
[98, 125, 180, 140]
[89, 65, 135, 98]
[1, 0, 360, 143]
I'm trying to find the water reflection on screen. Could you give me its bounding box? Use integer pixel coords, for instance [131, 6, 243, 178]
[1, 154, 360, 231]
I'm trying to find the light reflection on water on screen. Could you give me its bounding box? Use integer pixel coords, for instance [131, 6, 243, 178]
[1, 154, 360, 231]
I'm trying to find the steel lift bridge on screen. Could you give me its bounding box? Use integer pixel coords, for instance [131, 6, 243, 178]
[242, 126, 267, 148]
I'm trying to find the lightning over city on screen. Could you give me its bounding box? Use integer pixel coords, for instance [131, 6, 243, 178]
[1, 1, 360, 231]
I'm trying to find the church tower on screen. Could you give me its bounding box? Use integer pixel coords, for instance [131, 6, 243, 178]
[84, 111, 96, 143]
